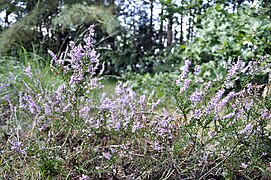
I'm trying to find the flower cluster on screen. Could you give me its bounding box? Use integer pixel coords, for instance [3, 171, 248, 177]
[48, 25, 100, 88]
[10, 141, 26, 155]
[176, 59, 191, 84]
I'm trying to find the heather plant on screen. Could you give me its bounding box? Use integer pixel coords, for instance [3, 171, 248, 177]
[1, 25, 271, 179]
[47, 24, 103, 123]
[172, 57, 271, 178]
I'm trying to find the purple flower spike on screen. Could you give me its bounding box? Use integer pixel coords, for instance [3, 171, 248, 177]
[48, 50, 57, 64]
[88, 49, 98, 63]
[240, 123, 253, 135]
[24, 64, 33, 78]
[176, 59, 191, 84]
[222, 112, 235, 119]
[206, 89, 225, 113]
[180, 79, 191, 93]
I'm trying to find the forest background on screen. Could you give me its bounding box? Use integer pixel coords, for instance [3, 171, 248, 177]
[1, 0, 270, 75]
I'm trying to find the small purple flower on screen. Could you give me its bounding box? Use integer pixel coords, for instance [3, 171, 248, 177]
[56, 84, 65, 96]
[244, 99, 254, 111]
[69, 45, 83, 61]
[56, 58, 65, 66]
[84, 36, 93, 48]
[88, 49, 98, 63]
[132, 121, 141, 132]
[163, 108, 170, 117]
[79, 174, 90, 180]
[102, 152, 112, 160]
[127, 88, 135, 100]
[191, 109, 202, 119]
[227, 66, 237, 78]
[129, 102, 136, 116]
[5, 94, 10, 102]
[11, 141, 25, 154]
[71, 64, 81, 70]
[151, 99, 160, 111]
[222, 112, 235, 119]
[153, 141, 161, 151]
[194, 65, 201, 76]
[140, 95, 146, 105]
[87, 25, 95, 34]
[189, 90, 203, 103]
[0, 83, 7, 93]
[262, 109, 270, 119]
[63, 103, 72, 112]
[236, 59, 246, 69]
[18, 92, 25, 109]
[79, 106, 90, 114]
[23, 94, 40, 114]
[44, 104, 51, 115]
[110, 147, 116, 153]
[240, 163, 248, 169]
[115, 121, 121, 131]
[115, 84, 123, 95]
[69, 75, 83, 85]
[240, 123, 253, 135]
[11, 141, 22, 151]
[227, 59, 245, 79]
[246, 83, 253, 95]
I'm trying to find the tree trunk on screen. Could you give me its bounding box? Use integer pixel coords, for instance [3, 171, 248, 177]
[167, 15, 173, 48]
[158, 5, 164, 50]
[5, 11, 10, 27]
[55, 0, 63, 53]
[180, 11, 184, 44]
[109, 0, 116, 50]
[187, 7, 192, 41]
[148, 0, 154, 52]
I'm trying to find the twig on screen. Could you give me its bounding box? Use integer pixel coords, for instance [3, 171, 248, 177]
[95, 31, 119, 46]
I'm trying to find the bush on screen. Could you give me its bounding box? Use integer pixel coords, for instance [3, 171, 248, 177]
[182, 4, 271, 65]
[121, 72, 178, 107]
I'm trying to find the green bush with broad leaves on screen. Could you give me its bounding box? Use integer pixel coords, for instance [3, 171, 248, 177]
[181, 4, 271, 65]
[121, 72, 178, 107]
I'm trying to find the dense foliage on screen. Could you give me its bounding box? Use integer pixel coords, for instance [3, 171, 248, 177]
[2, 0, 271, 75]
[182, 4, 271, 64]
